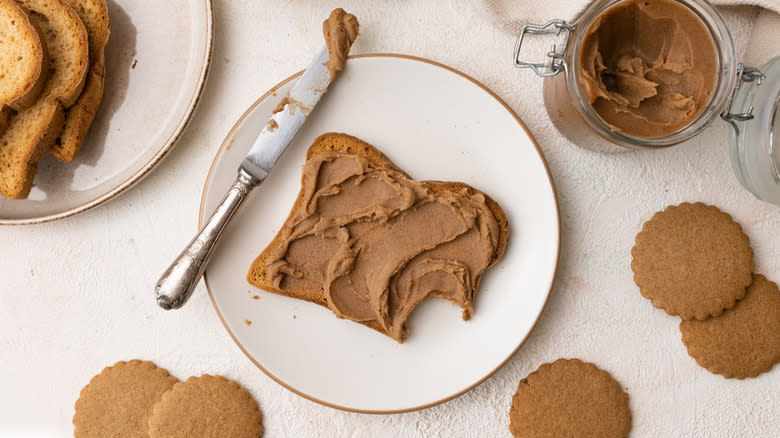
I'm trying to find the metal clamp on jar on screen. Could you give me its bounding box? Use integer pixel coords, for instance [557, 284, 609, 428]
[514, 0, 780, 204]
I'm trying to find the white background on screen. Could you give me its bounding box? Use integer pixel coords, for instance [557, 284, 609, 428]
[1, 1, 777, 437]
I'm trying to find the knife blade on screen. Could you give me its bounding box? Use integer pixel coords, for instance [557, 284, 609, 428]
[240, 47, 331, 182]
[155, 46, 336, 310]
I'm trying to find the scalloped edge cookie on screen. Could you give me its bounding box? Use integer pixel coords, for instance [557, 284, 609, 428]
[680, 274, 780, 379]
[147, 374, 263, 438]
[73, 360, 178, 438]
[631, 202, 753, 320]
[509, 358, 631, 437]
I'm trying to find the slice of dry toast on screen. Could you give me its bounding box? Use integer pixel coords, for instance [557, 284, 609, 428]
[0, 0, 88, 199]
[0, 107, 11, 133]
[53, 0, 109, 162]
[0, 0, 46, 112]
[247, 132, 509, 341]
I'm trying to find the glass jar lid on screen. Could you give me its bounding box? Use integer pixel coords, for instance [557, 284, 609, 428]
[726, 56, 780, 205]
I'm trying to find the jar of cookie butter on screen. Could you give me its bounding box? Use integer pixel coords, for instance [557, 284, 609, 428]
[514, 0, 780, 204]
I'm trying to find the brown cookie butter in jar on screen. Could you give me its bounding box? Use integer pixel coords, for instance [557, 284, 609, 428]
[580, 0, 717, 138]
[516, 0, 740, 149]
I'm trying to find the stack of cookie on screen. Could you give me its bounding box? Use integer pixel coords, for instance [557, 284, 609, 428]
[73, 360, 264, 438]
[0, 0, 109, 199]
[632, 202, 780, 379]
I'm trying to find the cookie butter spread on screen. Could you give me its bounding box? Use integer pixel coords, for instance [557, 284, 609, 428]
[323, 8, 359, 81]
[251, 135, 506, 342]
[579, 0, 717, 138]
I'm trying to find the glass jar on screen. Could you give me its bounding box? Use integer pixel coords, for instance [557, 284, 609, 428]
[515, 0, 780, 202]
[728, 56, 780, 204]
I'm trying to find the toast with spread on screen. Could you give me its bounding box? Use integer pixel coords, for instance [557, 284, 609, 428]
[248, 133, 508, 342]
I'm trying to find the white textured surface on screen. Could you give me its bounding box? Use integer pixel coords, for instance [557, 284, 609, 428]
[0, 1, 778, 437]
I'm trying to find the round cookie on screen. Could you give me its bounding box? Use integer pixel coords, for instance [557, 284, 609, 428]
[147, 374, 263, 438]
[680, 274, 780, 379]
[73, 360, 178, 438]
[509, 358, 631, 438]
[631, 202, 753, 320]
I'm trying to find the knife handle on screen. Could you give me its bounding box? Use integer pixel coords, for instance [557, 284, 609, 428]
[155, 171, 259, 309]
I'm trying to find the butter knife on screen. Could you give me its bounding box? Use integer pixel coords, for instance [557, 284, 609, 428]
[155, 47, 333, 309]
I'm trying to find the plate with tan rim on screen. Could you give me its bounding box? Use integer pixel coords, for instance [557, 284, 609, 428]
[0, 0, 212, 224]
[202, 54, 560, 413]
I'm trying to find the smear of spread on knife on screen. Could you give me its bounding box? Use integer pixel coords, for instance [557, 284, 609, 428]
[247, 134, 508, 343]
[269, 8, 357, 123]
[322, 8, 359, 81]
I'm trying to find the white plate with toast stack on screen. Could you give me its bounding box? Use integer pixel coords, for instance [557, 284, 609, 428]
[202, 54, 560, 413]
[0, 0, 212, 224]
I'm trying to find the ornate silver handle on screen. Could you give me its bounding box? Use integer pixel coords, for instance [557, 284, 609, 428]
[155, 170, 259, 309]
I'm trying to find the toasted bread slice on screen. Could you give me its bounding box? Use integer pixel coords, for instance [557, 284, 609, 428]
[0, 0, 46, 112]
[18, 0, 89, 107]
[53, 0, 109, 162]
[248, 133, 508, 341]
[0, 107, 11, 133]
[0, 0, 88, 199]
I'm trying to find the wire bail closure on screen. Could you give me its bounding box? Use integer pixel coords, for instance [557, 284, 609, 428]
[721, 63, 765, 126]
[513, 20, 575, 77]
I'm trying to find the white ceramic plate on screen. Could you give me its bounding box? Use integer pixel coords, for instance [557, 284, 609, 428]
[202, 55, 560, 413]
[0, 0, 212, 224]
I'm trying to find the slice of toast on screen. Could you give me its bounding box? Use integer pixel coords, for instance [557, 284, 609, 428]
[0, 0, 88, 199]
[0, 107, 11, 133]
[52, 0, 109, 162]
[0, 0, 46, 112]
[18, 0, 89, 108]
[247, 133, 508, 342]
